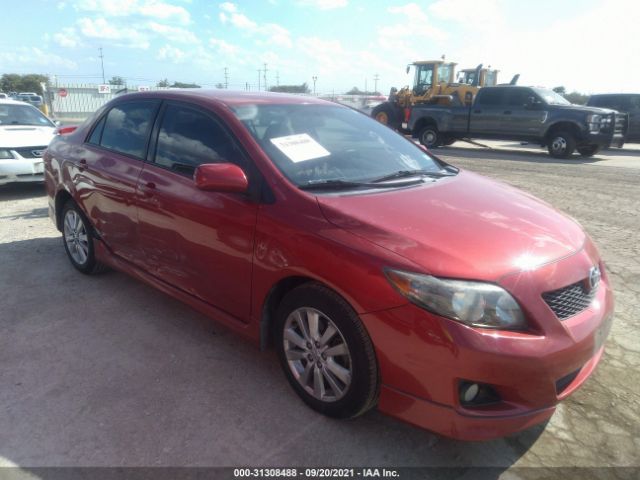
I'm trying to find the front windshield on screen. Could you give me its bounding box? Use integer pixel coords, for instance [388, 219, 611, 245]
[534, 88, 572, 106]
[234, 104, 446, 187]
[0, 104, 54, 126]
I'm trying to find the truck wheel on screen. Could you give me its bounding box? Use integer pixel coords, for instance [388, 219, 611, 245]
[547, 131, 576, 158]
[418, 125, 441, 148]
[577, 145, 600, 157]
[371, 104, 399, 130]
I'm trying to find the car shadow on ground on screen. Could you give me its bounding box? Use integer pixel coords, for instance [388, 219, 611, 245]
[0, 236, 546, 470]
[436, 145, 613, 166]
[0, 183, 46, 202]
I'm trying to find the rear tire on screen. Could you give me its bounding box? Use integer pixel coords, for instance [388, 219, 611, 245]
[275, 283, 379, 419]
[61, 201, 107, 275]
[547, 130, 576, 158]
[417, 124, 441, 148]
[577, 145, 600, 157]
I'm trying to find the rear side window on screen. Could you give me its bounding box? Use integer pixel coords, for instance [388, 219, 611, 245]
[87, 115, 106, 145]
[154, 104, 239, 176]
[100, 101, 159, 158]
[476, 89, 506, 106]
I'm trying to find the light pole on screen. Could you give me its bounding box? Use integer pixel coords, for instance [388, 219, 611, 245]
[312, 76, 317, 95]
[99, 47, 105, 83]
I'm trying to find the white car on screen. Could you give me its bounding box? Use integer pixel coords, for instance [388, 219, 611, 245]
[0, 99, 57, 185]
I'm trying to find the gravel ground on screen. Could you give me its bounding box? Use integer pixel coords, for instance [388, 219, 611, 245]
[0, 148, 638, 475]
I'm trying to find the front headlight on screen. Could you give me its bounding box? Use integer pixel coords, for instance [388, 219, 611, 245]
[385, 269, 527, 330]
[0, 148, 14, 159]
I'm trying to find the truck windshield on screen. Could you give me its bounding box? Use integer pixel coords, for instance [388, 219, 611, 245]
[534, 88, 572, 106]
[234, 104, 448, 188]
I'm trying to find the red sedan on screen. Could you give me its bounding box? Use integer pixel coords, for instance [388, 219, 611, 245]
[44, 90, 613, 440]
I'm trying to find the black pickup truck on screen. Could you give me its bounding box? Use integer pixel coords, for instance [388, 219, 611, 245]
[406, 85, 627, 158]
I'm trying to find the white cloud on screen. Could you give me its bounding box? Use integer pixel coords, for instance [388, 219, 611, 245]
[146, 22, 198, 44]
[71, 0, 190, 24]
[218, 3, 291, 48]
[209, 38, 239, 55]
[0, 47, 78, 70]
[296, 0, 347, 9]
[157, 45, 187, 62]
[77, 17, 151, 49]
[53, 27, 83, 48]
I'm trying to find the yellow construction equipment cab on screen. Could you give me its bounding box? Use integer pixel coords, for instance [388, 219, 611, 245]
[372, 59, 485, 129]
[458, 67, 499, 88]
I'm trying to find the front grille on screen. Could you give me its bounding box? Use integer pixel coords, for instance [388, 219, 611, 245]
[613, 112, 628, 136]
[13, 146, 47, 158]
[542, 280, 597, 320]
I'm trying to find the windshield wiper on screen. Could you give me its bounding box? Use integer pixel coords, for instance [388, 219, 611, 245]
[370, 169, 456, 183]
[299, 178, 424, 191]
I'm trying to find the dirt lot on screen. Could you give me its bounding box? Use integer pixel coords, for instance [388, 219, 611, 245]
[1, 146, 639, 474]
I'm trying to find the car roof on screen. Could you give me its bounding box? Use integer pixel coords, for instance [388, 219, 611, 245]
[0, 99, 36, 105]
[113, 89, 335, 108]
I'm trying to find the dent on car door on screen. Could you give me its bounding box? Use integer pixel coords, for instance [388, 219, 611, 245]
[80, 100, 160, 263]
[136, 102, 258, 321]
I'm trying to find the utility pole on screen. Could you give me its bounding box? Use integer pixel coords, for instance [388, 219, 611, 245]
[276, 71, 280, 87]
[373, 73, 379, 94]
[257, 69, 261, 91]
[98, 47, 105, 83]
[364, 78, 367, 95]
[312, 76, 317, 95]
[263, 63, 268, 91]
[224, 67, 229, 89]
[245, 82, 249, 91]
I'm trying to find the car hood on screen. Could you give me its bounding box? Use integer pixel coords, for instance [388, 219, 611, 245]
[317, 170, 585, 281]
[0, 125, 56, 148]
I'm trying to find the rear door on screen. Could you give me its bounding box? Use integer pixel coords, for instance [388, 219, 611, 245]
[500, 87, 547, 138]
[136, 101, 258, 321]
[469, 88, 506, 136]
[79, 100, 160, 264]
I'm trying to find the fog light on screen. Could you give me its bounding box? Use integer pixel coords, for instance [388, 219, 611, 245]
[459, 380, 501, 407]
[461, 382, 479, 403]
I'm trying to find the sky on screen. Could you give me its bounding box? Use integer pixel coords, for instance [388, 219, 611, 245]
[1, 0, 639, 95]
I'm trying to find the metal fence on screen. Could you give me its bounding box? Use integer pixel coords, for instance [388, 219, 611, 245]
[47, 83, 386, 123]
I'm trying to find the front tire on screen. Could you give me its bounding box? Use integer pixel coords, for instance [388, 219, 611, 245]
[275, 283, 379, 419]
[417, 124, 441, 148]
[61, 201, 106, 274]
[547, 130, 576, 158]
[577, 145, 600, 157]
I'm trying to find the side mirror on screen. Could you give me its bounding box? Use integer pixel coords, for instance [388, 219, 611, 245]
[194, 163, 248, 193]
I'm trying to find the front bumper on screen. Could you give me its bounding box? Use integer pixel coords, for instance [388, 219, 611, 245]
[0, 157, 45, 185]
[362, 244, 614, 440]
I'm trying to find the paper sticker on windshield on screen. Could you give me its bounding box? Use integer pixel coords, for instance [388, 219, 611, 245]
[270, 133, 330, 163]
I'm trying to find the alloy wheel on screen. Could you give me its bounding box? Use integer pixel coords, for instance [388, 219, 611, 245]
[63, 209, 89, 265]
[283, 307, 352, 402]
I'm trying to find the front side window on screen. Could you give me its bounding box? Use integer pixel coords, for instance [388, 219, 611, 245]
[533, 89, 571, 106]
[154, 104, 238, 176]
[100, 101, 159, 158]
[234, 104, 446, 188]
[0, 104, 54, 126]
[504, 88, 532, 107]
[476, 89, 506, 106]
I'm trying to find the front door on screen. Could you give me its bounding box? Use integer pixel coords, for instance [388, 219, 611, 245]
[500, 88, 547, 139]
[136, 101, 258, 321]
